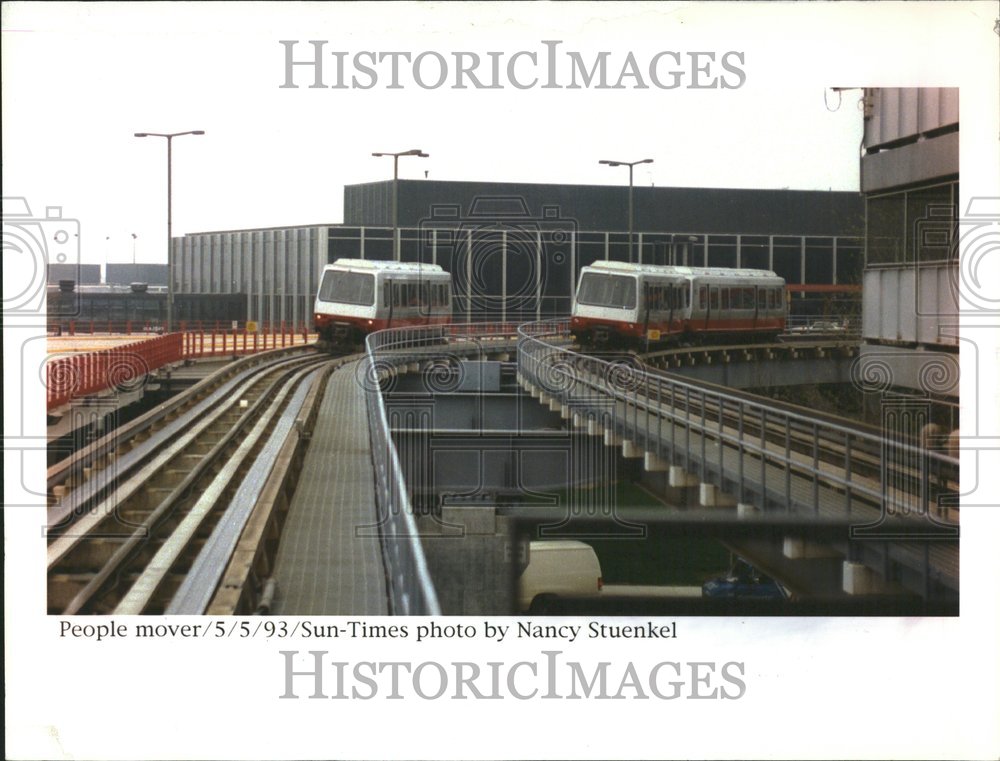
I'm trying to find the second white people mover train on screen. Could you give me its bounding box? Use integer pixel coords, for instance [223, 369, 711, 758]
[570, 261, 787, 346]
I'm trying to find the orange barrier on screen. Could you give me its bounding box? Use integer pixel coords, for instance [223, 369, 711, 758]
[48, 320, 314, 337]
[181, 324, 314, 358]
[46, 333, 184, 410]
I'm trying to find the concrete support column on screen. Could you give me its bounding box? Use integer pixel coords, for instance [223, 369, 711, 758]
[783, 538, 841, 559]
[422, 507, 516, 615]
[669, 466, 699, 488]
[644, 452, 669, 472]
[604, 429, 622, 447]
[842, 561, 888, 595]
[587, 419, 604, 437]
[737, 502, 760, 518]
[622, 440, 643, 458]
[699, 482, 736, 508]
[440, 504, 496, 535]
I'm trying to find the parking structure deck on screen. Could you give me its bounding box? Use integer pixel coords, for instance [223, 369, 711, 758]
[270, 360, 388, 615]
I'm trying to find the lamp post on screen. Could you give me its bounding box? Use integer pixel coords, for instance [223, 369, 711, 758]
[372, 149, 428, 261]
[599, 158, 653, 264]
[134, 130, 205, 332]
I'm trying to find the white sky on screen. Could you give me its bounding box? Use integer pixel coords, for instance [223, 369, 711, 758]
[5, 3, 1000, 760]
[0, 1, 883, 266]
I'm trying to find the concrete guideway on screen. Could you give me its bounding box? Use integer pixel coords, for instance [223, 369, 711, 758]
[269, 360, 389, 615]
[515, 321, 959, 601]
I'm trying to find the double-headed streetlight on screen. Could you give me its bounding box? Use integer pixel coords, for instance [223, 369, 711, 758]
[599, 158, 653, 264]
[134, 130, 205, 332]
[372, 148, 429, 260]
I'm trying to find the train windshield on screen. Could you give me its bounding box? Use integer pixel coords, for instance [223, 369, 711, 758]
[576, 273, 637, 309]
[317, 270, 375, 306]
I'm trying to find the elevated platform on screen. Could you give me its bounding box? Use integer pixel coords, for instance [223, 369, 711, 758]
[269, 360, 388, 614]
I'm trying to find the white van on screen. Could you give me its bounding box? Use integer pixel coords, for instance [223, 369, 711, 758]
[517, 540, 603, 612]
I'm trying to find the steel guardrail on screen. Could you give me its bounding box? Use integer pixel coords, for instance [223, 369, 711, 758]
[363, 321, 523, 615]
[364, 328, 445, 616]
[517, 319, 959, 534]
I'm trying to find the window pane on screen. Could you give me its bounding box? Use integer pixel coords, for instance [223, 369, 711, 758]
[577, 273, 636, 308]
[317, 271, 375, 306]
[866, 193, 904, 265]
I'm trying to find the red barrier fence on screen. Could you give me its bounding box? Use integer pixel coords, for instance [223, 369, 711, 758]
[46, 325, 317, 409]
[181, 324, 313, 358]
[48, 320, 313, 337]
[46, 333, 184, 411]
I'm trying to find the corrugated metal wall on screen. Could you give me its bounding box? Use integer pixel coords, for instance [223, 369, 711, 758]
[174, 223, 862, 327]
[860, 88, 960, 392]
[173, 225, 328, 327]
[345, 181, 865, 237]
[864, 88, 959, 150]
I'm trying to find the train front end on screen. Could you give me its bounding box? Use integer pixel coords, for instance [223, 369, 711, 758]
[570, 266, 642, 346]
[313, 265, 377, 348]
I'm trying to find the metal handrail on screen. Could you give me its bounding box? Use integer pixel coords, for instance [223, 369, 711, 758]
[363, 328, 441, 615]
[362, 320, 523, 614]
[517, 320, 958, 528]
[782, 314, 861, 338]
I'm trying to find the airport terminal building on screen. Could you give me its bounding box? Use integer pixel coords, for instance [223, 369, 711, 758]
[173, 182, 864, 327]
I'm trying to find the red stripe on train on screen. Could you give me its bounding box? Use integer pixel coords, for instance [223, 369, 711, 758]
[571, 315, 785, 336]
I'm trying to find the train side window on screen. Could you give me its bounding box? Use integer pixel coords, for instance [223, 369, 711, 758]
[757, 288, 766, 309]
[383, 283, 390, 308]
[699, 286, 707, 309]
[721, 288, 730, 310]
[710, 287, 719, 311]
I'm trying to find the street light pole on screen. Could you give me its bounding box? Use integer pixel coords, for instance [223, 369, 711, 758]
[599, 158, 653, 264]
[135, 130, 205, 332]
[372, 149, 428, 261]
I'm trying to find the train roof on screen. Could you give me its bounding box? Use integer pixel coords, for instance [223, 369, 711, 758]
[583, 261, 781, 279]
[327, 258, 446, 273]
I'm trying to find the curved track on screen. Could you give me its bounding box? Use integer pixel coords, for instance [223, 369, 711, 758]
[46, 347, 354, 615]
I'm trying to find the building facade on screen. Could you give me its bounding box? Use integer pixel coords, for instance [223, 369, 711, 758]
[858, 87, 960, 403]
[174, 184, 864, 327]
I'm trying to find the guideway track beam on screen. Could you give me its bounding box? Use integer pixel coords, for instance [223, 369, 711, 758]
[47, 354, 332, 615]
